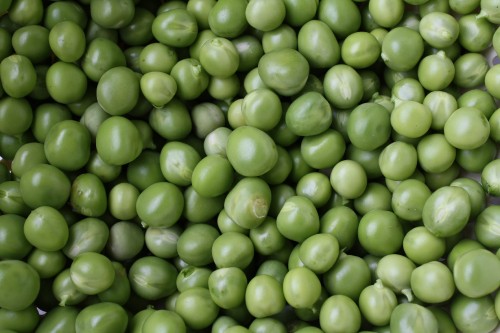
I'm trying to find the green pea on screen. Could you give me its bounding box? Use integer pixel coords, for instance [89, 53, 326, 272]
[152, 8, 197, 48]
[347, 102, 391, 151]
[341, 31, 381, 69]
[217, 209, 249, 234]
[176, 287, 219, 330]
[52, 268, 86, 306]
[369, 0, 404, 28]
[485, 64, 500, 100]
[97, 261, 130, 305]
[453, 53, 489, 89]
[170, 58, 209, 100]
[208, 0, 248, 38]
[249, 217, 286, 255]
[183, 185, 225, 223]
[144, 225, 179, 259]
[381, 27, 424, 71]
[261, 145, 293, 185]
[139, 43, 177, 74]
[425, 163, 461, 191]
[319, 295, 361, 333]
[451, 294, 499, 333]
[418, 52, 455, 91]
[417, 133, 456, 173]
[70, 252, 115, 295]
[391, 101, 432, 138]
[129, 256, 177, 300]
[444, 107, 490, 150]
[204, 127, 231, 157]
[141, 310, 186, 333]
[118, 7, 154, 46]
[232, 35, 264, 72]
[285, 91, 332, 137]
[269, 184, 296, 218]
[330, 160, 367, 199]
[358, 210, 403, 256]
[318, 0, 361, 38]
[90, 0, 135, 28]
[299, 233, 339, 274]
[296, 172, 332, 208]
[246, 0, 285, 31]
[282, 267, 321, 310]
[245, 275, 285, 318]
[86, 151, 121, 183]
[353, 182, 392, 215]
[391, 78, 425, 103]
[422, 91, 457, 131]
[96, 116, 143, 166]
[391, 179, 431, 222]
[457, 139, 497, 173]
[0, 214, 31, 259]
[458, 15, 495, 52]
[474, 206, 500, 249]
[208, 267, 247, 309]
[458, 89, 497, 119]
[423, 186, 471, 237]
[323, 64, 363, 109]
[212, 231, 254, 269]
[297, 20, 340, 69]
[70, 173, 107, 217]
[262, 24, 297, 53]
[358, 280, 397, 327]
[136, 181, 184, 228]
[258, 48, 309, 96]
[390, 303, 438, 333]
[320, 206, 359, 250]
[301, 129, 346, 170]
[0, 260, 40, 311]
[277, 195, 320, 242]
[419, 12, 459, 48]
[0, 305, 40, 333]
[75, 302, 128, 333]
[63, 217, 109, 259]
[34, 306, 78, 333]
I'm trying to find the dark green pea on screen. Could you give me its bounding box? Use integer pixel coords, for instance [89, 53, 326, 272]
[67, 88, 97, 118]
[70, 252, 115, 295]
[0, 260, 40, 311]
[177, 224, 219, 266]
[123, 46, 143, 72]
[453, 53, 489, 89]
[118, 7, 154, 46]
[0, 28, 11, 63]
[0, 305, 40, 333]
[192, 155, 234, 198]
[11, 142, 45, 178]
[318, 0, 361, 38]
[108, 183, 138, 220]
[34, 306, 78, 333]
[347, 103, 391, 151]
[136, 182, 184, 228]
[262, 24, 297, 53]
[381, 27, 424, 71]
[249, 217, 285, 256]
[320, 206, 358, 250]
[346, 145, 383, 180]
[70, 173, 107, 217]
[157, 1, 187, 13]
[27, 249, 66, 279]
[149, 99, 192, 140]
[425, 163, 461, 191]
[49, 21, 85, 63]
[96, 66, 140, 116]
[12, 25, 50, 64]
[80, 103, 110, 142]
[359, 210, 404, 256]
[0, 55, 36, 98]
[44, 120, 91, 171]
[268, 111, 299, 148]
[231, 35, 264, 72]
[142, 309, 186, 333]
[20, 163, 70, 209]
[85, 19, 118, 43]
[97, 262, 130, 305]
[75, 302, 128, 333]
[258, 48, 310, 96]
[423, 186, 471, 237]
[276, 195, 320, 242]
[451, 294, 498, 333]
[0, 214, 31, 259]
[46, 61, 88, 104]
[126, 151, 164, 191]
[390, 303, 438, 333]
[86, 151, 122, 183]
[422, 91, 457, 131]
[44, 0, 87, 29]
[208, 74, 240, 101]
[458, 15, 495, 52]
[324, 64, 363, 109]
[485, 64, 500, 100]
[0, 181, 31, 218]
[361, 5, 382, 31]
[183, 186, 225, 223]
[82, 38, 126, 83]
[90, 0, 135, 29]
[52, 268, 87, 306]
[187, 0, 215, 29]
[170, 58, 209, 100]
[359, 70, 381, 102]
[152, 9, 198, 48]
[96, 116, 143, 166]
[63, 217, 109, 259]
[286, 91, 332, 137]
[139, 42, 177, 74]
[159, 141, 200, 186]
[457, 139, 497, 173]
[353, 182, 391, 215]
[301, 129, 346, 170]
[208, 0, 248, 38]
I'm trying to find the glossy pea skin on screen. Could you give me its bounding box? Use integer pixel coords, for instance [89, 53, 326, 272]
[0, 55, 36, 98]
[390, 303, 438, 333]
[177, 223, 219, 266]
[391, 179, 431, 222]
[258, 48, 310, 96]
[176, 287, 219, 330]
[298, 20, 340, 69]
[170, 58, 209, 100]
[453, 53, 489, 89]
[285, 91, 332, 137]
[277, 196, 320, 242]
[417, 52, 455, 91]
[323, 64, 363, 109]
[12, 25, 50, 64]
[90, 0, 135, 29]
[458, 15, 495, 52]
[403, 226, 446, 265]
[245, 275, 285, 319]
[82, 38, 126, 82]
[444, 106, 490, 150]
[347, 102, 391, 151]
[135, 182, 184, 228]
[299, 233, 339, 274]
[208, 267, 247, 309]
[296, 172, 332, 208]
[152, 9, 198, 48]
[208, 0, 248, 38]
[376, 254, 416, 295]
[358, 280, 397, 327]
[249, 217, 286, 255]
[369, 0, 404, 28]
[419, 12, 459, 48]
[0, 260, 40, 311]
[0, 305, 40, 333]
[474, 205, 500, 248]
[46, 61, 88, 104]
[319, 295, 361, 333]
[0, 214, 32, 259]
[49, 21, 85, 63]
[320, 206, 359, 250]
[390, 101, 432, 139]
[341, 32, 381, 69]
[323, 254, 372, 301]
[63, 217, 109, 260]
[24, 206, 68, 252]
[453, 249, 500, 298]
[242, 88, 282, 131]
[70, 252, 115, 295]
[381, 27, 424, 71]
[129, 256, 177, 301]
[70, 173, 107, 217]
[212, 232, 254, 269]
[96, 66, 139, 116]
[75, 302, 128, 333]
[246, 0, 285, 32]
[141, 310, 186, 333]
[330, 160, 367, 199]
[301, 129, 346, 170]
[34, 306, 78, 333]
[451, 294, 499, 333]
[19, 163, 70, 209]
[410, 261, 455, 303]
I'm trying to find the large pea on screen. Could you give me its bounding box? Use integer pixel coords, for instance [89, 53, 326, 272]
[258, 48, 309, 96]
[107, 221, 144, 261]
[82, 38, 126, 82]
[390, 303, 438, 333]
[208, 0, 248, 38]
[63, 217, 109, 259]
[46, 61, 87, 104]
[347, 102, 391, 151]
[298, 20, 340, 69]
[48, 21, 85, 63]
[90, 0, 135, 29]
[0, 54, 36, 98]
[136, 182, 184, 228]
[0, 260, 40, 311]
[96, 66, 139, 116]
[276, 196, 319, 242]
[170, 58, 209, 100]
[70, 252, 115, 295]
[286, 91, 332, 137]
[24, 206, 68, 252]
[323, 64, 363, 109]
[70, 173, 107, 217]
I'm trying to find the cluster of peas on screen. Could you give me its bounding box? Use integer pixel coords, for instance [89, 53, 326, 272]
[0, 0, 500, 332]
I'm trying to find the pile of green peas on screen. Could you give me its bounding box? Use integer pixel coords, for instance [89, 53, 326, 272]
[0, 0, 500, 332]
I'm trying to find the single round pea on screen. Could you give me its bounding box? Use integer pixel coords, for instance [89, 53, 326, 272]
[46, 61, 87, 104]
[301, 129, 346, 170]
[0, 214, 32, 260]
[285, 91, 332, 137]
[0, 54, 36, 98]
[330, 160, 367, 199]
[208, 0, 247, 38]
[458, 89, 497, 119]
[323, 64, 363, 109]
[457, 139, 497, 173]
[34, 306, 79, 333]
[129, 256, 177, 300]
[453, 53, 489, 89]
[381, 27, 424, 71]
[75, 302, 128, 333]
[411, 261, 455, 303]
[242, 88, 282, 131]
[63, 217, 109, 260]
[369, 0, 404, 28]
[212, 232, 254, 269]
[245, 275, 285, 319]
[177, 224, 220, 266]
[258, 48, 310, 96]
[458, 14, 495, 52]
[379, 141, 418, 181]
[208, 267, 247, 309]
[418, 134, 456, 173]
[444, 106, 490, 150]
[451, 294, 499, 333]
[0, 260, 39, 311]
[276, 196, 320, 242]
[51, 268, 86, 307]
[320, 206, 358, 250]
[376, 254, 416, 296]
[262, 25, 298, 54]
[485, 64, 500, 100]
[422, 186, 471, 237]
[391, 101, 432, 138]
[474, 206, 500, 249]
[298, 20, 340, 69]
[347, 102, 391, 151]
[283, 267, 322, 309]
[200, 37, 239, 78]
[136, 182, 184, 228]
[390, 303, 438, 333]
[341, 32, 381, 69]
[359, 280, 398, 327]
[353, 182, 392, 215]
[176, 287, 219, 330]
[423, 91, 457, 131]
[318, 0, 361, 39]
[323, 254, 371, 301]
[454, 249, 500, 298]
[358, 210, 403, 256]
[152, 8, 197, 48]
[319, 295, 361, 333]
[419, 12, 459, 48]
